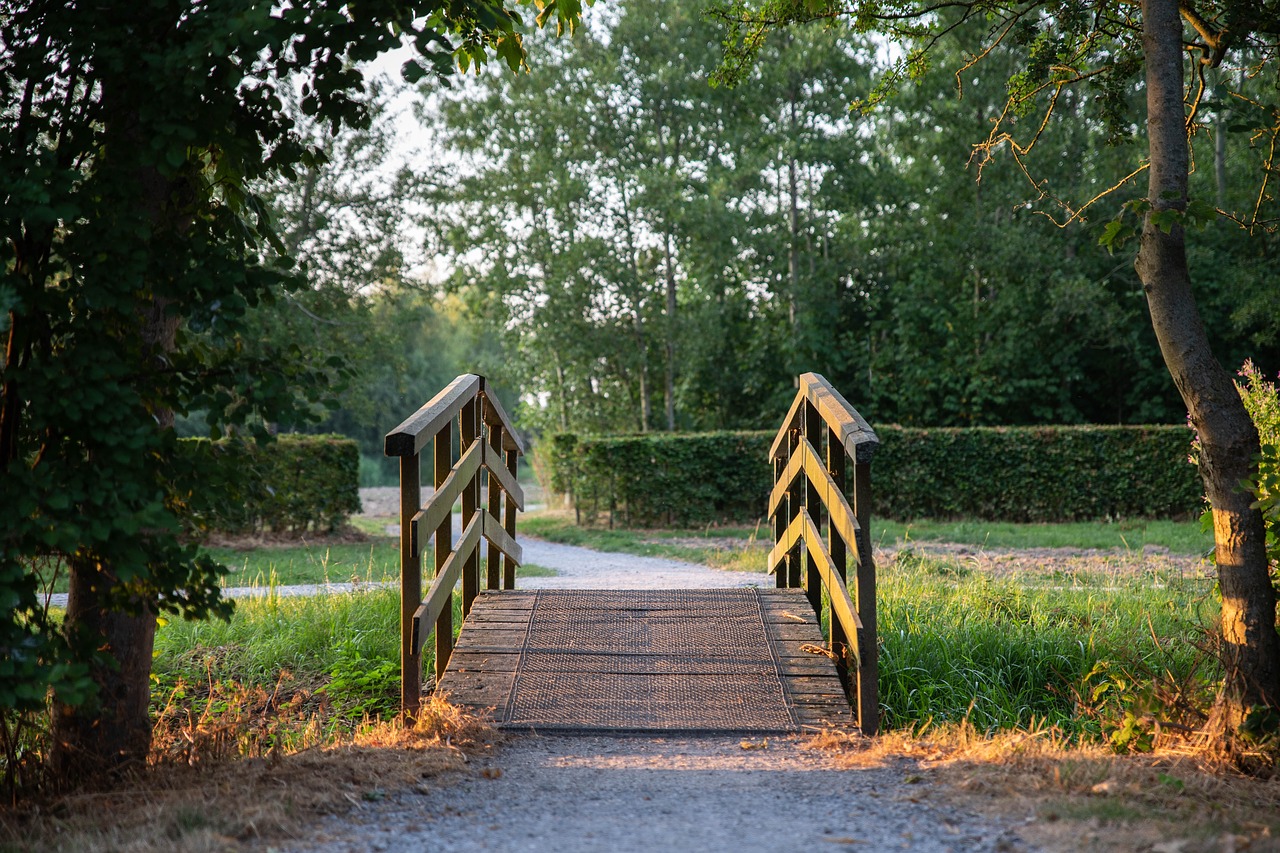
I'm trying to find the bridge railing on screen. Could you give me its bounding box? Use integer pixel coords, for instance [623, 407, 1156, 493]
[769, 372, 879, 734]
[385, 374, 525, 718]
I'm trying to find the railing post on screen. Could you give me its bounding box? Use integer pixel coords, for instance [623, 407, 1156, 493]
[399, 454, 422, 719]
[433, 421, 454, 686]
[503, 448, 518, 590]
[785, 420, 803, 589]
[461, 396, 480, 617]
[853, 458, 878, 735]
[487, 423, 505, 590]
[803, 400, 822, 614]
[772, 452, 788, 590]
[827, 424, 850, 695]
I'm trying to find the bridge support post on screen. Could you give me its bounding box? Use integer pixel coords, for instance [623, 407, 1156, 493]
[433, 423, 454, 686]
[827, 425, 850, 696]
[399, 455, 422, 719]
[803, 401, 822, 614]
[461, 397, 479, 617]
[853, 460, 878, 736]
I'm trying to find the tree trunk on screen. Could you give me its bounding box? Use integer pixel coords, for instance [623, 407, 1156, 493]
[52, 565, 158, 776]
[662, 231, 677, 432]
[51, 80, 185, 774]
[1138, 0, 1280, 720]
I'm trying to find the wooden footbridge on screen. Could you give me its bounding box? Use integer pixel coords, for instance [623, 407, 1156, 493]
[385, 373, 879, 735]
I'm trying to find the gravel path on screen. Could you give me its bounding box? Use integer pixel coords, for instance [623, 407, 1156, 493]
[267, 491, 1031, 852]
[285, 735, 1028, 853]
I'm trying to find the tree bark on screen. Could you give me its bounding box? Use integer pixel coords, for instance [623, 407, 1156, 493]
[51, 74, 184, 774]
[662, 231, 677, 432]
[1137, 0, 1280, 719]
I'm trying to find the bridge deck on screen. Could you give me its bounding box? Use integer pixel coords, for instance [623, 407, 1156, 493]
[437, 588, 851, 734]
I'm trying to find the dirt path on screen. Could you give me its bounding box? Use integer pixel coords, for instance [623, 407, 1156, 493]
[261, 492, 1041, 852]
[281, 735, 1030, 853]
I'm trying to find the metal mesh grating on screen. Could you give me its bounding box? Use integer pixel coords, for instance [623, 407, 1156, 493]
[500, 589, 799, 734]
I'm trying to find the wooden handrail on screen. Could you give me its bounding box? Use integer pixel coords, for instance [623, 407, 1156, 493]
[385, 374, 525, 719]
[770, 372, 879, 735]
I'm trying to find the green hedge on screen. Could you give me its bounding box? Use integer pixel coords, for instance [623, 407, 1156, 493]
[542, 425, 1202, 526]
[173, 434, 361, 535]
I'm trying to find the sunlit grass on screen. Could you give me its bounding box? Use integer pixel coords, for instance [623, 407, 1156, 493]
[876, 549, 1215, 734]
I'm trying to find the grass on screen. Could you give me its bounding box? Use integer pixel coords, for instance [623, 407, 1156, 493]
[875, 548, 1217, 735]
[876, 517, 1211, 555]
[205, 540, 401, 588]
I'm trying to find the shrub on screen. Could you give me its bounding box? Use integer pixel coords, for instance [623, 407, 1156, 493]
[172, 434, 361, 536]
[1235, 360, 1280, 579]
[541, 424, 1200, 526]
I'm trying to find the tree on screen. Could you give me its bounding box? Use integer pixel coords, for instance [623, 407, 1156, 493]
[1, 0, 581, 780]
[429, 1, 874, 435]
[717, 0, 1280, 727]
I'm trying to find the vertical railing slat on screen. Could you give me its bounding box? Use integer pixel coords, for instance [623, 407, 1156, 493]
[503, 448, 518, 590]
[803, 400, 822, 614]
[853, 459, 878, 736]
[433, 421, 454, 685]
[827, 424, 849, 695]
[486, 422, 505, 590]
[460, 398, 479, 617]
[785, 417, 803, 589]
[399, 454, 422, 719]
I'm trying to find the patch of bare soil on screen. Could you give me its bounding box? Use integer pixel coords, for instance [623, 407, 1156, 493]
[0, 701, 497, 852]
[884, 541, 1212, 583]
[200, 525, 373, 551]
[810, 728, 1280, 853]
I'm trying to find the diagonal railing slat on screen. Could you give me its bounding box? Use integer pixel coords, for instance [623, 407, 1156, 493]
[770, 372, 879, 735]
[386, 374, 526, 719]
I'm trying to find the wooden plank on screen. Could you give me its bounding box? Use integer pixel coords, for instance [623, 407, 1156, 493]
[414, 513, 481, 655]
[853, 460, 878, 736]
[767, 446, 805, 519]
[399, 455, 422, 718]
[478, 380, 526, 454]
[803, 401, 822, 615]
[768, 511, 805, 576]
[827, 422, 850, 698]
[482, 510, 523, 565]
[766, 436, 860, 562]
[385, 374, 480, 457]
[485, 424, 506, 591]
[437, 669, 515, 698]
[484, 447, 525, 510]
[798, 372, 879, 463]
[433, 426, 454, 683]
[503, 449, 518, 590]
[461, 398, 480, 617]
[767, 510, 862, 655]
[412, 439, 482, 546]
[445, 650, 524, 671]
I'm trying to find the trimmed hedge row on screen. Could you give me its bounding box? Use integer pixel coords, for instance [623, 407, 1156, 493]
[542, 425, 1202, 526]
[173, 434, 361, 535]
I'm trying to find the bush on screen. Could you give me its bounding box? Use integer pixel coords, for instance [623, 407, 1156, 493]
[173, 434, 361, 535]
[541, 424, 1201, 526]
[1236, 360, 1280, 578]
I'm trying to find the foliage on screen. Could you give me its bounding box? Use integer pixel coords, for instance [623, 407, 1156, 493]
[322, 641, 400, 720]
[0, 0, 584, 776]
[1236, 361, 1280, 584]
[174, 435, 361, 536]
[542, 424, 1201, 526]
[428, 1, 1280, 437]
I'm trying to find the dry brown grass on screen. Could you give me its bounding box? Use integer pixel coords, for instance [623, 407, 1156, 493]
[0, 697, 496, 853]
[803, 724, 1280, 852]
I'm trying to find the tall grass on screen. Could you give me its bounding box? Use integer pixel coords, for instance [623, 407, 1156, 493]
[877, 550, 1216, 737]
